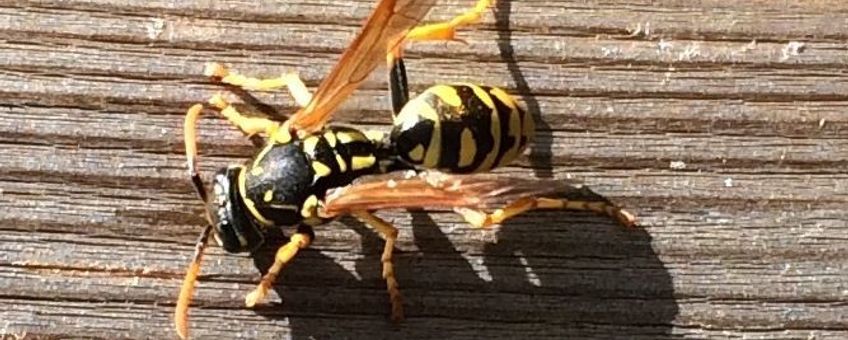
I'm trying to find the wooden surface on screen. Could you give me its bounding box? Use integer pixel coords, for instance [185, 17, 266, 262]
[1, 0, 846, 339]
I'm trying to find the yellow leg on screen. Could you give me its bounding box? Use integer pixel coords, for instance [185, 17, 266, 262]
[351, 210, 403, 322]
[205, 62, 313, 107]
[207, 93, 281, 136]
[455, 197, 637, 229]
[244, 230, 313, 307]
[388, 0, 494, 64]
[405, 0, 494, 43]
[386, 0, 495, 69]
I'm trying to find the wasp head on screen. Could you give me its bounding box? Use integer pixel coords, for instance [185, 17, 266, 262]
[206, 166, 265, 253]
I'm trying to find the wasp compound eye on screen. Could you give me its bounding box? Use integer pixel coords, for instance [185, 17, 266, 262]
[208, 167, 264, 253]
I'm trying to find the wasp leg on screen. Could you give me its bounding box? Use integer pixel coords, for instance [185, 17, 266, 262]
[405, 0, 494, 44]
[351, 210, 404, 322]
[455, 197, 637, 229]
[207, 94, 294, 144]
[244, 225, 314, 307]
[387, 0, 493, 61]
[207, 93, 290, 135]
[388, 0, 493, 113]
[185, 100, 271, 193]
[205, 62, 313, 108]
[388, 55, 409, 116]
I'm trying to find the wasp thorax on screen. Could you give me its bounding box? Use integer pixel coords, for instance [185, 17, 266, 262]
[241, 142, 315, 226]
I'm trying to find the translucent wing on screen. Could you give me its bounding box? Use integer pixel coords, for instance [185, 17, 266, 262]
[321, 171, 635, 227]
[288, 0, 437, 133]
[322, 171, 588, 213]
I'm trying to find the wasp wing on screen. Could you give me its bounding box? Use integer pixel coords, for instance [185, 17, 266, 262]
[321, 171, 602, 216]
[288, 0, 437, 133]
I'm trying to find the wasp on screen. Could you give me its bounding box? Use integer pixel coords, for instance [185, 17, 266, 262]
[174, 0, 636, 338]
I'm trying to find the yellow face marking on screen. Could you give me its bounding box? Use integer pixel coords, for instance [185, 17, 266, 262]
[408, 144, 425, 162]
[237, 167, 272, 225]
[250, 166, 264, 176]
[263, 190, 274, 203]
[303, 136, 320, 156]
[429, 85, 462, 107]
[351, 155, 376, 171]
[335, 154, 347, 172]
[301, 195, 319, 218]
[312, 161, 332, 179]
[364, 130, 384, 143]
[458, 128, 477, 168]
[337, 131, 366, 144]
[462, 83, 495, 110]
[323, 131, 337, 147]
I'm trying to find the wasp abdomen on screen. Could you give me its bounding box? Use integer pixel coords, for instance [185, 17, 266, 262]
[391, 83, 533, 173]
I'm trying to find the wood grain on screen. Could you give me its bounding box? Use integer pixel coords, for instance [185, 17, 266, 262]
[1, 0, 846, 339]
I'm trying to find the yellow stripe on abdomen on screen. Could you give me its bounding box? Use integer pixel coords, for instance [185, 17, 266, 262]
[457, 128, 477, 168]
[468, 84, 500, 173]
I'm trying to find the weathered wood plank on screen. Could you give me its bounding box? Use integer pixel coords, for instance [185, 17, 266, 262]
[1, 0, 846, 339]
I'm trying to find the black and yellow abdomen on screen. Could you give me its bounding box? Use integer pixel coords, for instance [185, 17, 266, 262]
[390, 83, 533, 173]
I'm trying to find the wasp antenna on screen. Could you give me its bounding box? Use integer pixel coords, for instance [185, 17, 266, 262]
[190, 174, 208, 204]
[184, 104, 209, 204]
[174, 224, 213, 340]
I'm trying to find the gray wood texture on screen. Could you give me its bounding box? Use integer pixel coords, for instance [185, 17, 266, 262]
[1, 0, 846, 339]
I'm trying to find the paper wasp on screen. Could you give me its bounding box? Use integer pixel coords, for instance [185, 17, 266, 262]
[174, 0, 636, 338]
